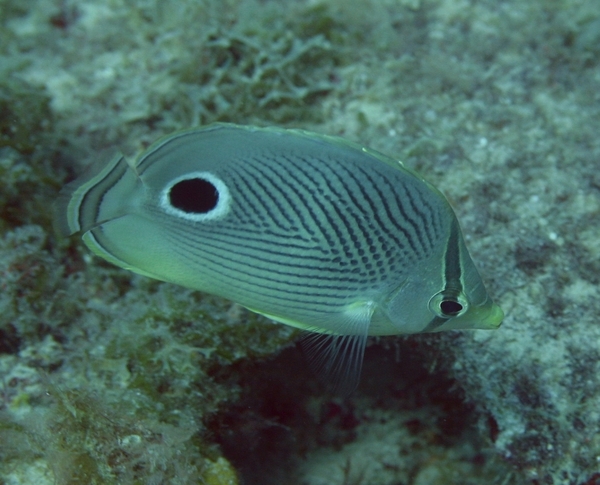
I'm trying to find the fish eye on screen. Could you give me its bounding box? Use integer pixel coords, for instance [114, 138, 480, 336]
[439, 299, 463, 316]
[429, 291, 468, 319]
[160, 171, 231, 221]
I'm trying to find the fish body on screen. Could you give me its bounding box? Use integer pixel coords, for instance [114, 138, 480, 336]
[56, 124, 502, 390]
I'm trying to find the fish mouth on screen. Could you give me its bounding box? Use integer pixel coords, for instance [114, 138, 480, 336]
[471, 301, 504, 330]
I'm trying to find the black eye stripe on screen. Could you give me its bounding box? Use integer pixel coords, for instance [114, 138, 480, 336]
[443, 220, 463, 292]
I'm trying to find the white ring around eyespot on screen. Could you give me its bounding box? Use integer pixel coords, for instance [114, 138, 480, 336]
[159, 171, 231, 222]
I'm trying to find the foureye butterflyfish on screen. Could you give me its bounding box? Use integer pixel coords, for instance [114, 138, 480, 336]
[55, 123, 503, 392]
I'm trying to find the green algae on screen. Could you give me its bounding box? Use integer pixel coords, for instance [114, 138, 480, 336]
[0, 76, 52, 155]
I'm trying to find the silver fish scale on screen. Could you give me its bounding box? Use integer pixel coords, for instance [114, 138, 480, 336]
[155, 144, 448, 315]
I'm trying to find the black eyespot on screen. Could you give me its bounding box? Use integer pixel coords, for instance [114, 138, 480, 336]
[169, 178, 219, 214]
[440, 299, 464, 316]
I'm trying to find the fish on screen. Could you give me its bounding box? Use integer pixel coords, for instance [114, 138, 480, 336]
[55, 123, 503, 392]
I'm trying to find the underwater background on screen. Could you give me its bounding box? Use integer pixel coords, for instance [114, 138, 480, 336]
[1, 0, 599, 483]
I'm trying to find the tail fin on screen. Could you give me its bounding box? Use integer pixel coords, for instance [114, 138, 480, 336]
[54, 153, 138, 237]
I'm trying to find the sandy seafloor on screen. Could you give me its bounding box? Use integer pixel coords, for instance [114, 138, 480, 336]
[1, 0, 599, 484]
